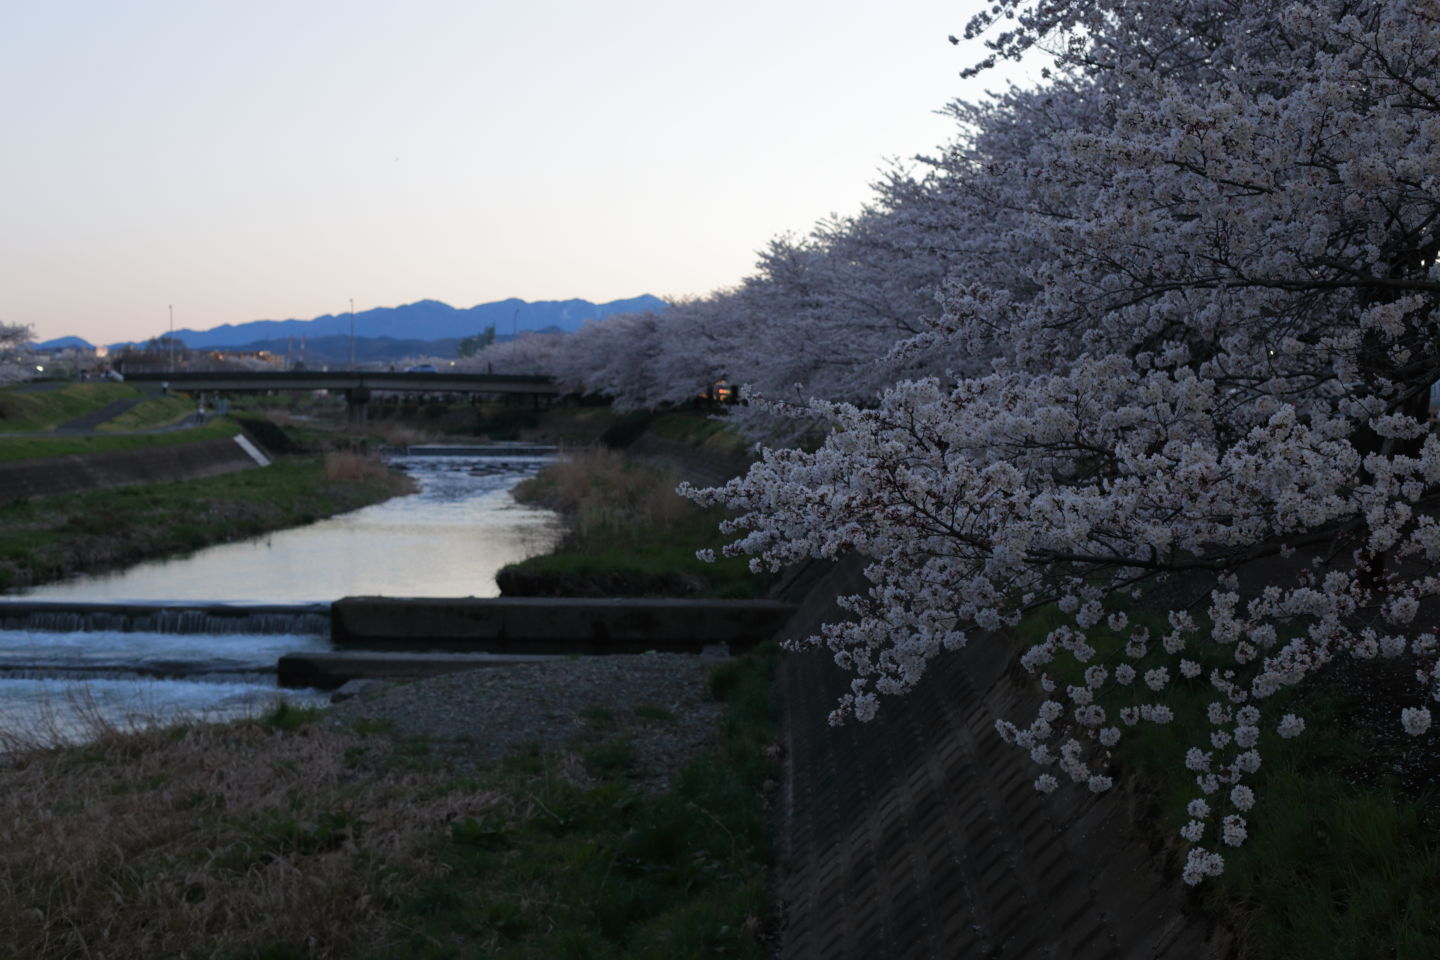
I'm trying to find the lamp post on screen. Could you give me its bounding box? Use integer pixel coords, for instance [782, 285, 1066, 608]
[349, 298, 356, 368]
[168, 304, 174, 368]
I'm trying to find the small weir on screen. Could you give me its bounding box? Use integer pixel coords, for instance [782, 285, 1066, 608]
[0, 448, 563, 741]
[0, 601, 331, 637]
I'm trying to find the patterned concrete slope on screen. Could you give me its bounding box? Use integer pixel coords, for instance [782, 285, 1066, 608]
[623, 433, 753, 489]
[775, 560, 1215, 960]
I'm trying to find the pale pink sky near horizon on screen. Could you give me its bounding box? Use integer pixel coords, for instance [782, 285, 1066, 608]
[2, 1, 1029, 345]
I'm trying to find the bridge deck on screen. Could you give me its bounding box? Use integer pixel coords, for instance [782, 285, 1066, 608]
[124, 370, 561, 394]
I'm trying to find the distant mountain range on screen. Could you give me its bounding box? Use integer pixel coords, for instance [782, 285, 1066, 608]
[34, 295, 667, 355]
[34, 335, 94, 350]
[162, 296, 666, 349]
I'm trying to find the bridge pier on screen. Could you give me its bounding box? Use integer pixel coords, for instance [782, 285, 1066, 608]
[345, 387, 371, 425]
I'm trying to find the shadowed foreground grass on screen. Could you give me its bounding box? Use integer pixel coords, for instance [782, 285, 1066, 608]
[0, 645, 781, 959]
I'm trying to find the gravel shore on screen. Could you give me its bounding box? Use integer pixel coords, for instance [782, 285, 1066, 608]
[324, 652, 729, 791]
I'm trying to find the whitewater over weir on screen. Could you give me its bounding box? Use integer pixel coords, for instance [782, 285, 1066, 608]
[0, 451, 563, 741]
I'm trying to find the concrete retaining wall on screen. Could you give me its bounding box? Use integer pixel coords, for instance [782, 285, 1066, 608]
[623, 433, 754, 488]
[329, 596, 794, 654]
[774, 558, 1215, 959]
[0, 435, 263, 500]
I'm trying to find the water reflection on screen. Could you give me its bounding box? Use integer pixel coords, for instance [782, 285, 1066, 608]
[21, 454, 563, 603]
[0, 452, 562, 740]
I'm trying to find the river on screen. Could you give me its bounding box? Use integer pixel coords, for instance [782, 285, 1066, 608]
[0, 450, 563, 743]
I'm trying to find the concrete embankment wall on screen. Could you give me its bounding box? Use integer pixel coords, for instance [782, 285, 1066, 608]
[0, 435, 264, 500]
[621, 432, 754, 488]
[773, 558, 1214, 959]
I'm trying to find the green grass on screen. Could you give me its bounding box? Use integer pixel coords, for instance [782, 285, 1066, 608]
[95, 394, 197, 431]
[0, 382, 141, 432]
[0, 419, 240, 461]
[367, 641, 781, 959]
[0, 380, 244, 459]
[0, 453, 407, 590]
[506, 532, 766, 599]
[1017, 605, 1440, 958]
[502, 445, 770, 599]
[644, 409, 748, 454]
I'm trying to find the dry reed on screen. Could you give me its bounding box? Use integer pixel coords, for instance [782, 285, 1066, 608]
[323, 450, 392, 484]
[0, 708, 514, 958]
[367, 423, 434, 448]
[515, 448, 691, 544]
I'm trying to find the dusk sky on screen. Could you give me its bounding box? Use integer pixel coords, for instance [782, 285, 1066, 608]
[3, 1, 1028, 345]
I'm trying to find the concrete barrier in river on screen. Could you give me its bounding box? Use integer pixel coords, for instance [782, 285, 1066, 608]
[327, 595, 795, 656]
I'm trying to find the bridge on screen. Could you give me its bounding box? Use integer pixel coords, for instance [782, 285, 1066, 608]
[124, 370, 562, 423]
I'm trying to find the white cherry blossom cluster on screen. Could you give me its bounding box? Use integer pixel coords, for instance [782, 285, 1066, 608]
[679, 0, 1440, 883]
[0, 323, 33, 386]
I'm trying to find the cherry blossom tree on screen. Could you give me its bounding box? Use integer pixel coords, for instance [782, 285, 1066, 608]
[0, 322, 35, 385]
[454, 331, 567, 377]
[687, 0, 1440, 882]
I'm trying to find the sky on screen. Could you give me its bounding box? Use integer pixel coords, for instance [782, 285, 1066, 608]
[2, 1, 1029, 345]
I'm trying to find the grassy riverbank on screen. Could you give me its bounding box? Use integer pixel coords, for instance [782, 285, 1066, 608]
[0, 381, 240, 461]
[0, 645, 780, 959]
[0, 452, 412, 591]
[0, 419, 242, 462]
[501, 446, 770, 599]
[0, 382, 140, 431]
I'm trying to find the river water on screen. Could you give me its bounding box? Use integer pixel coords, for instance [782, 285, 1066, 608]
[0, 451, 563, 743]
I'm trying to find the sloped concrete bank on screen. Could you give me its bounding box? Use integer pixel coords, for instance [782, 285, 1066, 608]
[773, 558, 1215, 959]
[621, 431, 753, 488]
[0, 434, 264, 500]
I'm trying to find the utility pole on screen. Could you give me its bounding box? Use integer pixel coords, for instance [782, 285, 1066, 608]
[168, 304, 174, 368]
[349, 298, 356, 368]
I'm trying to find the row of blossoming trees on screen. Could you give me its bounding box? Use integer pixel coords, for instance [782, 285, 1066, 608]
[468, 0, 1440, 882]
[0, 323, 35, 386]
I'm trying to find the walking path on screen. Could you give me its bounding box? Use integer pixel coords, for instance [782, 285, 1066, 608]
[51, 398, 143, 433]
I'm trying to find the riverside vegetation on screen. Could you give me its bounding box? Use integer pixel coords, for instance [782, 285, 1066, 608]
[0, 393, 784, 957]
[0, 452, 414, 591]
[500, 412, 771, 599]
[0, 383, 414, 590]
[0, 644, 780, 959]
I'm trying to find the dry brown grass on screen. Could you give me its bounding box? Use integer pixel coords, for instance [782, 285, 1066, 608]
[0, 684, 178, 757]
[366, 422, 434, 448]
[324, 450, 392, 484]
[0, 713, 514, 959]
[513, 447, 692, 544]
